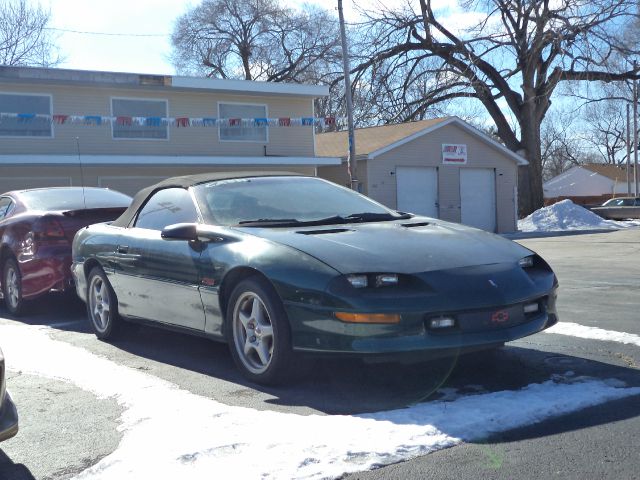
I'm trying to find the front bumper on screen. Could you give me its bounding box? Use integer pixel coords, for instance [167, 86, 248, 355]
[0, 391, 19, 442]
[71, 261, 88, 303]
[286, 288, 558, 357]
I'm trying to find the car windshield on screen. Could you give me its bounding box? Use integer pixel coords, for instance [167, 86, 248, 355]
[194, 176, 405, 226]
[19, 188, 132, 211]
[603, 198, 635, 206]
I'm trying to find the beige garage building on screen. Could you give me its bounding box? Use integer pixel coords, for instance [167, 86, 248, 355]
[317, 117, 527, 233]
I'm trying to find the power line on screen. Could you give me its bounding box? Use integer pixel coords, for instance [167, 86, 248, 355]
[45, 27, 170, 37]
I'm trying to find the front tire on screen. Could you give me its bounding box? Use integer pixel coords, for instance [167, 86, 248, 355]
[2, 257, 25, 316]
[87, 267, 120, 339]
[227, 276, 292, 385]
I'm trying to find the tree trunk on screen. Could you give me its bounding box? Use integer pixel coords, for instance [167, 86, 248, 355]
[518, 111, 545, 216]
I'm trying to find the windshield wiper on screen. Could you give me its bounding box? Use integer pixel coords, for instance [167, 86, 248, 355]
[237, 218, 302, 226]
[236, 212, 412, 228]
[238, 216, 349, 227]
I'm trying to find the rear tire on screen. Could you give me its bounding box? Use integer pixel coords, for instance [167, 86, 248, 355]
[2, 257, 26, 316]
[86, 267, 120, 340]
[227, 276, 293, 385]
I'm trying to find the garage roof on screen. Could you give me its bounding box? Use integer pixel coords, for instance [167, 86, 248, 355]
[582, 163, 636, 182]
[316, 116, 528, 165]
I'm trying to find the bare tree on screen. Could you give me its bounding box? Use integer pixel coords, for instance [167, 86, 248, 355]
[583, 99, 629, 165]
[171, 0, 341, 83]
[0, 0, 59, 67]
[540, 111, 584, 182]
[355, 0, 640, 214]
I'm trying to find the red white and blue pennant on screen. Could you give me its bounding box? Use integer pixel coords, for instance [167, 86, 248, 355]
[0, 113, 338, 128]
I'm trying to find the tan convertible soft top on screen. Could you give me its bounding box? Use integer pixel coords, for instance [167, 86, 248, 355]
[110, 171, 300, 228]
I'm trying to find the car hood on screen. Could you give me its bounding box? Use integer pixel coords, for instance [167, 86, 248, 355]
[236, 218, 531, 274]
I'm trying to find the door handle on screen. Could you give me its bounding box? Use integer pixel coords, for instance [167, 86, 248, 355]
[117, 245, 129, 254]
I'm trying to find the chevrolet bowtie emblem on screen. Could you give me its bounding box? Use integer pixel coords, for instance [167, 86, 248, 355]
[491, 310, 509, 324]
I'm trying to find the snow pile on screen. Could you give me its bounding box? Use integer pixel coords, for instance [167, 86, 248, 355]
[518, 199, 626, 232]
[1, 322, 640, 480]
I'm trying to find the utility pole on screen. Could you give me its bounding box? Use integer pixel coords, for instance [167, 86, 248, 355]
[338, 0, 358, 191]
[627, 103, 632, 196]
[635, 60, 639, 197]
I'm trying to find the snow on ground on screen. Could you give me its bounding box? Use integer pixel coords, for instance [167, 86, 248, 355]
[547, 322, 640, 347]
[518, 199, 640, 232]
[2, 323, 639, 480]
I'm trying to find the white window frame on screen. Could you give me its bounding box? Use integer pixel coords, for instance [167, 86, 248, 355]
[0, 92, 53, 139]
[110, 96, 169, 141]
[217, 101, 269, 143]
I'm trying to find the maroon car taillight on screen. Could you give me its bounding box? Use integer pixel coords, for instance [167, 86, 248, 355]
[34, 218, 69, 246]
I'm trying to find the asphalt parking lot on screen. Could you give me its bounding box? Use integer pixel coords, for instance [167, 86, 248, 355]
[0, 228, 639, 479]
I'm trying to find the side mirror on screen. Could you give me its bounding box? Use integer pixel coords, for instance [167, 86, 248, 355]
[161, 223, 198, 241]
[161, 223, 240, 243]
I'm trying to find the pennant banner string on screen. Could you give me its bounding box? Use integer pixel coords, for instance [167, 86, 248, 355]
[0, 112, 341, 128]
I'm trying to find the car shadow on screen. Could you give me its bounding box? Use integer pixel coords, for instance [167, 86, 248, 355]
[0, 294, 90, 333]
[71, 318, 640, 418]
[0, 450, 35, 480]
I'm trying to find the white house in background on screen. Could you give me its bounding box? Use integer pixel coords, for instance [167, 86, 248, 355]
[543, 164, 638, 204]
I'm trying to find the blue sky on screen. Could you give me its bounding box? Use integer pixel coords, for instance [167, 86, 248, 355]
[40, 0, 376, 75]
[42, 0, 194, 74]
[40, 0, 453, 75]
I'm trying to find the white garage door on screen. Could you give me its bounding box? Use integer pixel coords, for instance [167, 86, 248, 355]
[460, 168, 496, 231]
[396, 167, 439, 218]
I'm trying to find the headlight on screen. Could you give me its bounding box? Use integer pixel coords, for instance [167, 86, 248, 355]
[347, 275, 368, 288]
[375, 274, 398, 287]
[518, 256, 534, 268]
[347, 273, 400, 288]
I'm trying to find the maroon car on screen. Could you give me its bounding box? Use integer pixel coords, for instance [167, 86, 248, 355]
[0, 187, 131, 315]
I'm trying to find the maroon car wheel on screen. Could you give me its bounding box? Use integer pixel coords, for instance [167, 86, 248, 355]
[87, 267, 121, 339]
[2, 257, 25, 316]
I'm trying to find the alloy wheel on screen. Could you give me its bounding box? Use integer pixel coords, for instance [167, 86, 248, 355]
[89, 275, 111, 332]
[5, 266, 20, 310]
[232, 292, 275, 374]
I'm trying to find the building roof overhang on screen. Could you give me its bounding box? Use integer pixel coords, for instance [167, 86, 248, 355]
[0, 66, 329, 98]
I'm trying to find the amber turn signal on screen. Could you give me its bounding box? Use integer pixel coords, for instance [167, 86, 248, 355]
[335, 312, 401, 324]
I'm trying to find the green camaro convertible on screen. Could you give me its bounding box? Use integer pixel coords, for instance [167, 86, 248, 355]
[72, 172, 558, 384]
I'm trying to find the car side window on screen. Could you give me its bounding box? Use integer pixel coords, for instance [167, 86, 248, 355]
[134, 188, 199, 230]
[0, 197, 14, 220]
